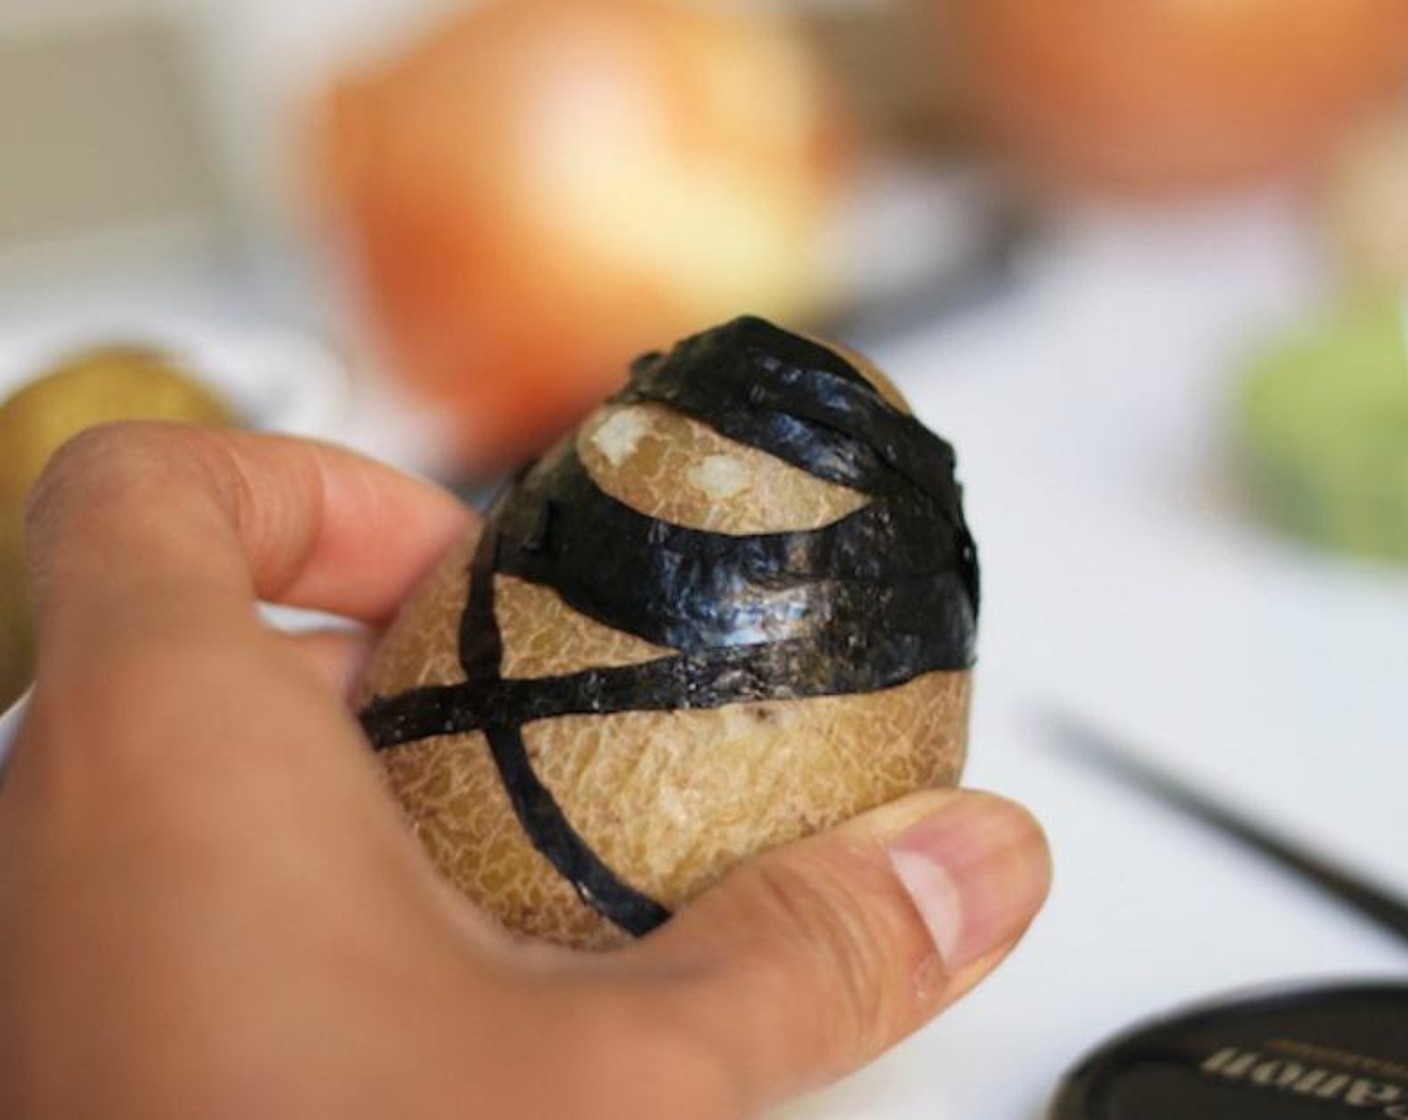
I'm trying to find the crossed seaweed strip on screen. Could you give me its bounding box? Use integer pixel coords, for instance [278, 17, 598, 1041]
[360, 318, 979, 936]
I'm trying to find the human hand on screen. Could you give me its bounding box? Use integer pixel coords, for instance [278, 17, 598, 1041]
[0, 425, 1050, 1120]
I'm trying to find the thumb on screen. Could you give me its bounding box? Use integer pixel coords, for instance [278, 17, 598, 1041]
[631, 790, 1050, 1110]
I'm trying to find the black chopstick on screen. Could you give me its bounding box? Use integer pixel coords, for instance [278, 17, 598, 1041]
[1041, 708, 1408, 949]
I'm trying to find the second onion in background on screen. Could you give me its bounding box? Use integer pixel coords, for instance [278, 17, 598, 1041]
[318, 0, 851, 472]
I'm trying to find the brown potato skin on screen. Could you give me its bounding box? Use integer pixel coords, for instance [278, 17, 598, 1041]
[357, 359, 971, 949]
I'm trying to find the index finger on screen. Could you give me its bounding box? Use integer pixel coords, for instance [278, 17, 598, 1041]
[24, 422, 476, 655]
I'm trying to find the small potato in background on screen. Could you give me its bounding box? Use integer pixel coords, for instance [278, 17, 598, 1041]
[0, 346, 235, 709]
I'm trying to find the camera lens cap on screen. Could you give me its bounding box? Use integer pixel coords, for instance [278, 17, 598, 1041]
[1051, 983, 1408, 1120]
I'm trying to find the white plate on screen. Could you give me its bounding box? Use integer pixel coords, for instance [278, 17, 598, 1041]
[0, 322, 349, 441]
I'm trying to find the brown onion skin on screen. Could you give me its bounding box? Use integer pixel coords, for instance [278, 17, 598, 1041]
[321, 0, 849, 468]
[950, 0, 1408, 196]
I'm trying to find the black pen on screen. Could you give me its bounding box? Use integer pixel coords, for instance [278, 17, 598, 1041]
[1041, 707, 1408, 948]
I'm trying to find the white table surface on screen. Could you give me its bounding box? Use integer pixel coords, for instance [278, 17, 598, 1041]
[3, 189, 1406, 1119]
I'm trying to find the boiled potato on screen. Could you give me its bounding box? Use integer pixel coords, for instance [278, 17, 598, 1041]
[357, 318, 978, 948]
[0, 345, 235, 709]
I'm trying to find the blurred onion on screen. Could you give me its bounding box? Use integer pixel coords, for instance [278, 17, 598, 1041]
[953, 0, 1408, 196]
[321, 0, 848, 468]
[1325, 107, 1408, 293]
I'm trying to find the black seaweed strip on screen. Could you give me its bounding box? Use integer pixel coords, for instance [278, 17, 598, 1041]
[446, 521, 670, 933]
[362, 615, 978, 748]
[619, 318, 977, 609]
[621, 318, 962, 512]
[484, 723, 670, 936]
[360, 317, 980, 938]
[496, 444, 976, 656]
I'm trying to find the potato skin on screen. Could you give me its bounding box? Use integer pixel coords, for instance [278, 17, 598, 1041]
[361, 533, 969, 947]
[357, 329, 973, 948]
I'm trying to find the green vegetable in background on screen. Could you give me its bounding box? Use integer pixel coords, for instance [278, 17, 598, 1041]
[1237, 298, 1408, 563]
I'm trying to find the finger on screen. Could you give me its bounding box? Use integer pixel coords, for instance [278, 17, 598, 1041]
[280, 626, 376, 699]
[24, 422, 474, 652]
[631, 790, 1051, 1111]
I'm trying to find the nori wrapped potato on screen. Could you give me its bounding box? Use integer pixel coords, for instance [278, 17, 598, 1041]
[358, 318, 979, 948]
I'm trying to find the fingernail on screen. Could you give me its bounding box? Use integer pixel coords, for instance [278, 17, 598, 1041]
[887, 794, 1050, 971]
